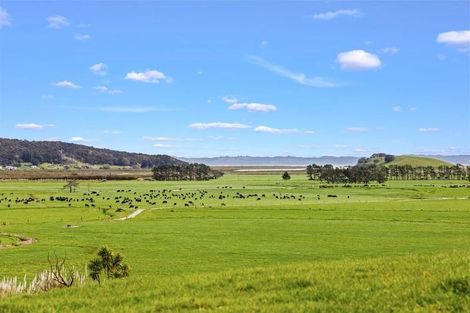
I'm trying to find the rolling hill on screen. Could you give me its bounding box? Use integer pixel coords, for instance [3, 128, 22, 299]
[359, 154, 454, 167]
[0, 138, 185, 168]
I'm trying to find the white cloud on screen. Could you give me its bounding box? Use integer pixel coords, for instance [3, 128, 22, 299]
[436, 30, 470, 45]
[41, 95, 54, 100]
[95, 85, 122, 95]
[346, 127, 368, 133]
[437, 30, 470, 53]
[417, 128, 440, 132]
[125, 69, 169, 83]
[261, 40, 269, 47]
[254, 125, 300, 135]
[75, 33, 91, 41]
[337, 50, 381, 70]
[381, 47, 399, 54]
[47, 16, 70, 28]
[312, 9, 361, 20]
[229, 102, 277, 112]
[189, 122, 250, 130]
[53, 80, 81, 89]
[335, 144, 348, 148]
[0, 7, 11, 29]
[70, 136, 86, 142]
[15, 123, 44, 130]
[222, 96, 238, 104]
[90, 63, 107, 76]
[409, 107, 417, 112]
[392, 106, 401, 112]
[248, 55, 337, 88]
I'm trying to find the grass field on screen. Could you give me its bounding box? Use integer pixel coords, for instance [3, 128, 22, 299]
[0, 174, 469, 311]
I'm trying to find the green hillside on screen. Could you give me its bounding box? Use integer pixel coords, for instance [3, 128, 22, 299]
[388, 155, 453, 167]
[360, 154, 453, 167]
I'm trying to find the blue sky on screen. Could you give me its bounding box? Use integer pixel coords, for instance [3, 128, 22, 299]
[0, 1, 469, 157]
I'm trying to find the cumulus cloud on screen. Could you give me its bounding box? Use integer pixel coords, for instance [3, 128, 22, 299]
[337, 50, 381, 70]
[437, 30, 470, 45]
[436, 30, 470, 53]
[47, 16, 70, 28]
[53, 80, 81, 89]
[15, 123, 44, 130]
[125, 69, 170, 83]
[189, 122, 250, 129]
[346, 127, 368, 133]
[381, 47, 399, 54]
[75, 33, 91, 41]
[248, 56, 337, 88]
[90, 63, 107, 76]
[0, 7, 11, 29]
[311, 9, 361, 20]
[417, 127, 440, 132]
[229, 102, 277, 112]
[222, 96, 238, 104]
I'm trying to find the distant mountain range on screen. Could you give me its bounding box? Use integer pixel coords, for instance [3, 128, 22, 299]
[181, 155, 470, 166]
[1, 138, 468, 168]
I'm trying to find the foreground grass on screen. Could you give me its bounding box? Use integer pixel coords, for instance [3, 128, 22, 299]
[0, 176, 469, 311]
[1, 252, 469, 312]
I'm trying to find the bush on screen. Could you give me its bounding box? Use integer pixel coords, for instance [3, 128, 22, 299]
[88, 247, 130, 284]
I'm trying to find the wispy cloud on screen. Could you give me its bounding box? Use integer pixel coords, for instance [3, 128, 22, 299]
[222, 96, 238, 104]
[75, 33, 91, 41]
[153, 143, 172, 148]
[15, 123, 44, 130]
[337, 50, 381, 70]
[70, 136, 87, 142]
[346, 127, 369, 133]
[125, 69, 170, 83]
[229, 102, 277, 112]
[248, 55, 337, 88]
[90, 63, 107, 76]
[53, 80, 81, 89]
[95, 85, 122, 95]
[392, 106, 401, 112]
[381, 47, 399, 54]
[64, 105, 170, 113]
[417, 127, 440, 132]
[0, 7, 12, 29]
[254, 125, 313, 135]
[47, 16, 70, 29]
[189, 122, 250, 130]
[311, 9, 361, 21]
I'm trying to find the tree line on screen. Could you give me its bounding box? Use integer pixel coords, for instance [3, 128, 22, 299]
[306, 164, 388, 184]
[306, 163, 470, 183]
[152, 163, 223, 181]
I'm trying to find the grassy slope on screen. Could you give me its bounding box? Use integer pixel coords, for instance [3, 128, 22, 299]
[388, 155, 453, 167]
[0, 175, 469, 311]
[1, 253, 470, 312]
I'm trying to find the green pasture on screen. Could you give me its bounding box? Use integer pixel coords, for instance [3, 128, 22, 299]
[0, 175, 469, 311]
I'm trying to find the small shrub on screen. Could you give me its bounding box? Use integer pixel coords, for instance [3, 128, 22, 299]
[88, 247, 130, 284]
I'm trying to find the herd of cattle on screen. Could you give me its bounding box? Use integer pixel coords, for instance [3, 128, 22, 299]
[0, 186, 345, 215]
